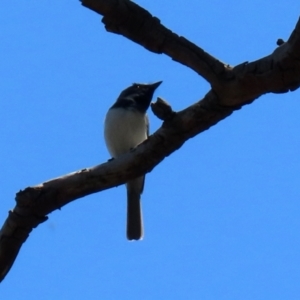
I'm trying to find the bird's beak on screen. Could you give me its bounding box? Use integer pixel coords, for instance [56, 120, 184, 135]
[150, 81, 163, 90]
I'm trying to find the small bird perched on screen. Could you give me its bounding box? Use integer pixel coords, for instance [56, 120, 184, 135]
[104, 81, 162, 240]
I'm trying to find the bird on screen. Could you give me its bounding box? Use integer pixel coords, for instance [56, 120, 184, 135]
[104, 81, 162, 240]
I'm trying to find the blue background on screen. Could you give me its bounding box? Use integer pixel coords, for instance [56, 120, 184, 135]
[1, 1, 300, 299]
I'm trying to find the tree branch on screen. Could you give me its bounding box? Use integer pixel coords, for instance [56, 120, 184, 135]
[0, 0, 300, 282]
[80, 0, 300, 101]
[80, 0, 229, 85]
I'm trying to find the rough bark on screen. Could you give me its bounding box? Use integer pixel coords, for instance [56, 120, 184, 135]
[0, 0, 299, 282]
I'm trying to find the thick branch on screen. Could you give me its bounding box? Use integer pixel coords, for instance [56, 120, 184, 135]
[216, 19, 300, 105]
[80, 0, 229, 85]
[80, 0, 300, 102]
[0, 90, 233, 282]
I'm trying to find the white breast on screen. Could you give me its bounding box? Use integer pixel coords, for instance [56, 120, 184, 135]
[104, 108, 148, 158]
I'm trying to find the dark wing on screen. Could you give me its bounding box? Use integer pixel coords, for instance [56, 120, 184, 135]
[145, 114, 149, 137]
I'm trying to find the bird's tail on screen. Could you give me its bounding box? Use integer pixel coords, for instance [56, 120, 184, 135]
[126, 177, 144, 240]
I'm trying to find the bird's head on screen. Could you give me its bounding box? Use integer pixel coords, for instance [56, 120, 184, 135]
[115, 81, 162, 112]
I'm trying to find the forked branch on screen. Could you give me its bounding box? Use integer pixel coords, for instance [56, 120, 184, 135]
[0, 0, 299, 282]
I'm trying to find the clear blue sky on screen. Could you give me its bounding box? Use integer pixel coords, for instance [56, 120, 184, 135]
[1, 1, 300, 299]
